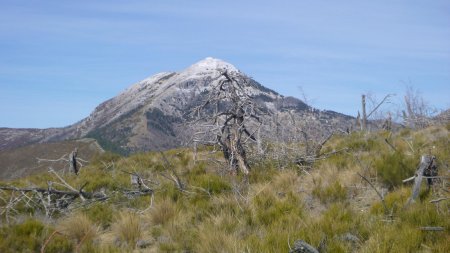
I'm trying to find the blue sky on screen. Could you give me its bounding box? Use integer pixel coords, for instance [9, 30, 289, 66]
[1, 0, 449, 128]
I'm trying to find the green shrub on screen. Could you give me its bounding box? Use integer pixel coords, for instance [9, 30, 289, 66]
[0, 219, 46, 253]
[371, 187, 410, 215]
[345, 135, 379, 152]
[374, 152, 417, 188]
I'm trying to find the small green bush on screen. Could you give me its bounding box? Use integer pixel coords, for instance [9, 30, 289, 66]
[345, 135, 379, 152]
[0, 219, 46, 253]
[374, 152, 417, 188]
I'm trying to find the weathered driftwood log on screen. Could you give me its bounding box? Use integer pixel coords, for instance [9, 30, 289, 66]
[289, 240, 319, 253]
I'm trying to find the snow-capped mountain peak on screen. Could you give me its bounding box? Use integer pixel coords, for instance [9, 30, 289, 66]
[179, 57, 239, 79]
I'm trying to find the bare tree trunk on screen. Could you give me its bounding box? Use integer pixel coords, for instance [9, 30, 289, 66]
[362, 95, 367, 131]
[408, 155, 432, 204]
[69, 148, 78, 175]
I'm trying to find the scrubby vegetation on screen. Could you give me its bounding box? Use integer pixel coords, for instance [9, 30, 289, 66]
[0, 125, 449, 252]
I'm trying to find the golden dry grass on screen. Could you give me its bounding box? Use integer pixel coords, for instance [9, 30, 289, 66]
[57, 213, 99, 245]
[111, 211, 142, 248]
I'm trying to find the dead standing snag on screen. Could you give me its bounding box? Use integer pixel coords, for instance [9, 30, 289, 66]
[190, 70, 263, 175]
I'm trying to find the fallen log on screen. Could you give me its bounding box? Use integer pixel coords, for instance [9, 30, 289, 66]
[420, 227, 445, 231]
[0, 185, 92, 199]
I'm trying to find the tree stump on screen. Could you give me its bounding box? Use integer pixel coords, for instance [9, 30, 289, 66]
[409, 155, 433, 203]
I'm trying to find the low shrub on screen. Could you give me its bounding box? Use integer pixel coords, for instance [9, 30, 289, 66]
[0, 219, 43, 252]
[374, 152, 417, 188]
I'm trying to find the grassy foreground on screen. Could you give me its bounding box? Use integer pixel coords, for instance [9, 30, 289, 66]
[0, 125, 449, 252]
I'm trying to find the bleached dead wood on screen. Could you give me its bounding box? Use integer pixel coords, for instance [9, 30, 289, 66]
[430, 197, 449, 203]
[188, 70, 263, 175]
[407, 155, 432, 204]
[37, 148, 87, 175]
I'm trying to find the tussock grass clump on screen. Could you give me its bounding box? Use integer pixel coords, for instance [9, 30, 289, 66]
[194, 222, 241, 253]
[82, 203, 114, 229]
[360, 223, 423, 253]
[0, 218, 74, 253]
[371, 187, 410, 215]
[250, 184, 304, 227]
[58, 213, 99, 245]
[313, 181, 348, 204]
[149, 199, 177, 225]
[194, 173, 232, 195]
[111, 211, 142, 248]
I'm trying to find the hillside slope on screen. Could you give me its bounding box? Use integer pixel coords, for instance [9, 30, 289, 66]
[0, 57, 353, 153]
[0, 138, 103, 180]
[0, 125, 448, 252]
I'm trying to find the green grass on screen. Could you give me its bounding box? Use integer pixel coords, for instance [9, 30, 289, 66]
[0, 125, 449, 252]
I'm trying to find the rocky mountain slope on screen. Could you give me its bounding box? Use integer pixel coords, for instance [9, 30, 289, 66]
[0, 57, 353, 153]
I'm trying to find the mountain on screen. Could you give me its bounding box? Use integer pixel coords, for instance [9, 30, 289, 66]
[0, 57, 353, 154]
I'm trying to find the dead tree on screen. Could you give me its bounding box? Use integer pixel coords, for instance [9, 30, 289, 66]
[403, 155, 438, 204]
[69, 148, 78, 175]
[190, 70, 263, 175]
[402, 86, 436, 129]
[361, 95, 367, 131]
[37, 147, 86, 175]
[267, 106, 343, 170]
[360, 93, 394, 132]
